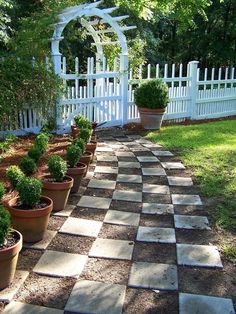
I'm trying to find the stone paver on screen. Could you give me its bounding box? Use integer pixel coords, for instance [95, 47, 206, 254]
[167, 176, 193, 186]
[172, 194, 202, 205]
[33, 250, 88, 277]
[142, 203, 174, 215]
[96, 146, 113, 152]
[113, 190, 142, 202]
[128, 262, 178, 290]
[117, 174, 142, 183]
[179, 293, 235, 314]
[89, 238, 134, 260]
[137, 226, 176, 243]
[65, 280, 126, 314]
[142, 143, 163, 148]
[23, 230, 57, 250]
[96, 155, 118, 162]
[77, 195, 111, 209]
[88, 178, 116, 189]
[118, 161, 141, 168]
[142, 168, 166, 176]
[174, 215, 211, 230]
[152, 151, 174, 156]
[161, 162, 186, 169]
[104, 210, 140, 226]
[177, 244, 223, 268]
[60, 217, 103, 237]
[115, 152, 135, 157]
[3, 301, 64, 314]
[53, 204, 75, 217]
[0, 271, 29, 302]
[137, 156, 159, 163]
[143, 183, 170, 194]
[94, 166, 118, 174]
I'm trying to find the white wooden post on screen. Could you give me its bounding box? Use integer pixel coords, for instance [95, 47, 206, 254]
[120, 54, 129, 125]
[188, 61, 199, 120]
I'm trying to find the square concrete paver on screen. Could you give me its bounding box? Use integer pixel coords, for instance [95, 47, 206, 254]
[113, 190, 142, 202]
[65, 280, 126, 314]
[167, 176, 193, 186]
[128, 262, 178, 290]
[137, 226, 176, 243]
[179, 293, 235, 314]
[104, 210, 140, 226]
[117, 174, 142, 183]
[77, 195, 111, 209]
[33, 250, 88, 277]
[88, 179, 116, 190]
[94, 166, 118, 174]
[172, 194, 202, 205]
[96, 146, 113, 152]
[142, 203, 174, 215]
[96, 155, 118, 162]
[142, 143, 163, 148]
[143, 183, 170, 194]
[118, 161, 141, 168]
[89, 238, 134, 260]
[0, 271, 29, 302]
[60, 217, 103, 237]
[53, 204, 75, 217]
[23, 230, 57, 250]
[177, 244, 223, 268]
[115, 152, 135, 157]
[152, 151, 174, 157]
[161, 162, 185, 169]
[142, 168, 166, 176]
[137, 156, 159, 162]
[174, 215, 211, 230]
[3, 301, 64, 314]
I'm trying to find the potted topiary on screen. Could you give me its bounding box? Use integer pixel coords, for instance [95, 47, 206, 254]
[6, 177, 52, 243]
[134, 79, 169, 129]
[80, 128, 97, 159]
[41, 155, 73, 212]
[20, 156, 37, 175]
[0, 182, 22, 290]
[6, 165, 25, 189]
[66, 144, 86, 193]
[73, 138, 93, 177]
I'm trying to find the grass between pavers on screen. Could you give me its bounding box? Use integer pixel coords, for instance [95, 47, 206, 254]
[145, 120, 236, 260]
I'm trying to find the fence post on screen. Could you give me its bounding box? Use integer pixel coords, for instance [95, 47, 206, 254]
[120, 54, 129, 125]
[188, 61, 199, 120]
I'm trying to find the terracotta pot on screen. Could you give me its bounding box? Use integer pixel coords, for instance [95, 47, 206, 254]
[0, 230, 22, 290]
[42, 175, 73, 212]
[138, 107, 166, 130]
[86, 140, 97, 161]
[79, 151, 93, 177]
[71, 125, 80, 139]
[91, 134, 97, 141]
[92, 122, 98, 130]
[6, 197, 52, 243]
[67, 162, 86, 193]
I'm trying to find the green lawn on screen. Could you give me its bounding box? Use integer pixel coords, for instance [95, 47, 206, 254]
[146, 120, 236, 232]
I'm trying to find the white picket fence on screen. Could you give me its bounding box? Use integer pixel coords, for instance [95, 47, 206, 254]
[1, 56, 236, 135]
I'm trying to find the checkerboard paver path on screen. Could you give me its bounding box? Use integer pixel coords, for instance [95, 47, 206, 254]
[2, 130, 235, 314]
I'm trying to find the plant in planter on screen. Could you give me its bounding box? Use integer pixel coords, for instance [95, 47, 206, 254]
[35, 132, 49, 154]
[20, 156, 37, 175]
[6, 165, 25, 189]
[41, 155, 73, 212]
[66, 144, 86, 193]
[134, 79, 169, 130]
[28, 146, 43, 163]
[74, 114, 92, 130]
[6, 177, 52, 243]
[73, 138, 93, 177]
[80, 128, 97, 160]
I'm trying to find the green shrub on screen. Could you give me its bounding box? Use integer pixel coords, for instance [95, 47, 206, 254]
[6, 165, 25, 188]
[134, 79, 169, 109]
[16, 177, 42, 208]
[48, 155, 67, 182]
[28, 146, 42, 163]
[35, 133, 49, 154]
[74, 114, 92, 129]
[66, 144, 82, 168]
[20, 156, 37, 175]
[80, 128, 91, 144]
[72, 138, 85, 153]
[0, 205, 11, 245]
[0, 183, 6, 200]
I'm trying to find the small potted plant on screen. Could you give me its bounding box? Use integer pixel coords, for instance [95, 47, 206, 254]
[134, 79, 169, 129]
[80, 128, 97, 159]
[66, 144, 86, 193]
[73, 138, 93, 177]
[41, 155, 73, 212]
[0, 182, 22, 290]
[6, 165, 25, 189]
[5, 177, 52, 243]
[20, 156, 37, 175]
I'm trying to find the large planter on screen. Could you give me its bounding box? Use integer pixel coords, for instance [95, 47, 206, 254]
[42, 175, 73, 212]
[67, 162, 87, 193]
[86, 140, 97, 161]
[6, 196, 53, 243]
[138, 107, 166, 130]
[0, 230, 22, 290]
[79, 151, 93, 177]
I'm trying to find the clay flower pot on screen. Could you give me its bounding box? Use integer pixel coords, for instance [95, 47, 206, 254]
[0, 230, 22, 290]
[86, 140, 97, 161]
[71, 125, 80, 139]
[67, 162, 87, 193]
[138, 107, 166, 130]
[42, 175, 73, 212]
[6, 196, 53, 243]
[79, 151, 93, 177]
